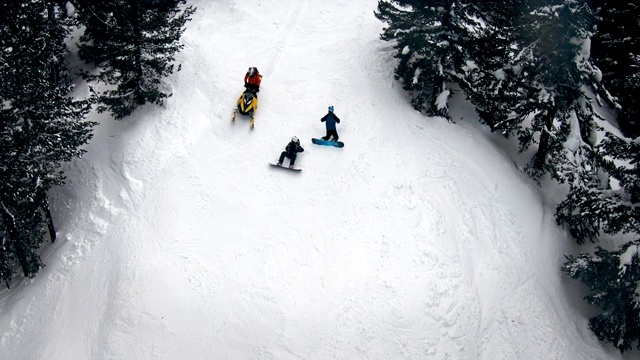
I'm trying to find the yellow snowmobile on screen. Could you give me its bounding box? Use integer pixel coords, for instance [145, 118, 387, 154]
[232, 90, 258, 128]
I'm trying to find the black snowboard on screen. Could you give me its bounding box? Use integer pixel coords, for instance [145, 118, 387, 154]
[269, 163, 302, 172]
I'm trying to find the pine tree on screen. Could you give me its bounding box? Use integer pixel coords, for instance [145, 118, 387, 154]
[562, 240, 640, 352]
[558, 130, 640, 351]
[0, 0, 94, 286]
[375, 0, 477, 119]
[554, 147, 608, 244]
[556, 132, 639, 244]
[75, 0, 195, 120]
[590, 0, 640, 138]
[506, 0, 602, 183]
[462, 0, 528, 134]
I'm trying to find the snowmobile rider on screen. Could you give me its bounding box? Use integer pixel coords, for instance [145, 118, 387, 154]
[277, 136, 304, 168]
[321, 105, 341, 141]
[244, 67, 262, 95]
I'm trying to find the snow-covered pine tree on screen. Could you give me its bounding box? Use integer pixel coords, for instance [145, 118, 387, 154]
[375, 0, 482, 119]
[559, 130, 640, 350]
[509, 0, 602, 183]
[562, 239, 640, 352]
[590, 0, 640, 138]
[0, 0, 94, 286]
[461, 0, 528, 135]
[556, 132, 639, 244]
[75, 0, 195, 120]
[554, 148, 604, 244]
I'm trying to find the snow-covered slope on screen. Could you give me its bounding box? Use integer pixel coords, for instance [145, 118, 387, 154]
[0, 1, 623, 359]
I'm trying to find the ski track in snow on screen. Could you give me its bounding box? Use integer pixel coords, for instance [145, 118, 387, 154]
[0, 1, 624, 359]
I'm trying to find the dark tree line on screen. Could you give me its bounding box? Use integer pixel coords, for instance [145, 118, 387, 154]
[0, 0, 93, 287]
[590, 0, 640, 138]
[75, 0, 195, 119]
[377, 0, 640, 352]
[0, 0, 193, 288]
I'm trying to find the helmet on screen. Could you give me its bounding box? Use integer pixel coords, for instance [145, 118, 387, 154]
[247, 67, 257, 77]
[291, 136, 299, 144]
[328, 105, 334, 112]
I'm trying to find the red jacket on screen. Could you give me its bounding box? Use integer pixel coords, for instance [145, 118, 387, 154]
[244, 72, 262, 88]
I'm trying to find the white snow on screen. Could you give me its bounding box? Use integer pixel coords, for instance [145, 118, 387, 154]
[565, 111, 582, 153]
[462, 59, 478, 72]
[435, 85, 450, 111]
[412, 67, 421, 85]
[65, 2, 76, 18]
[620, 245, 638, 271]
[0, 1, 631, 359]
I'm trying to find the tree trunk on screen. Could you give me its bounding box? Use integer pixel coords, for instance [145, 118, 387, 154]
[131, 0, 146, 105]
[47, 2, 60, 86]
[533, 107, 557, 172]
[42, 196, 57, 243]
[0, 202, 30, 277]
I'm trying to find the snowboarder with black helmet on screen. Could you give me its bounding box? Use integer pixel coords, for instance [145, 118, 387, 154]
[277, 136, 304, 168]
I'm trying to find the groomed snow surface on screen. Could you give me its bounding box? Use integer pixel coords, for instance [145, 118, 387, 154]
[0, 1, 630, 359]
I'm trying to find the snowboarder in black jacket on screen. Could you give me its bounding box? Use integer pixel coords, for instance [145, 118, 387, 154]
[277, 136, 304, 168]
[321, 105, 341, 141]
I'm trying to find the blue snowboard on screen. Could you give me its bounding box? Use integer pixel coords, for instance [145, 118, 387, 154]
[311, 138, 344, 148]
